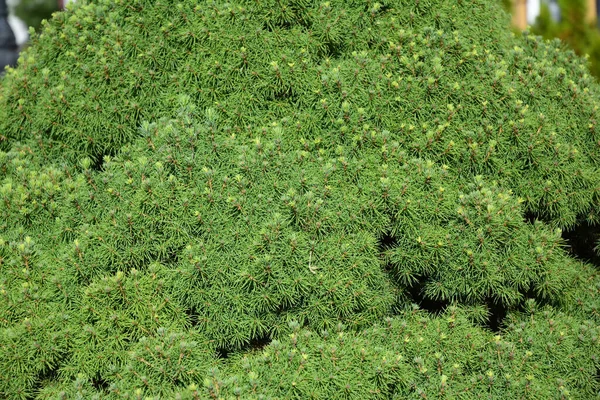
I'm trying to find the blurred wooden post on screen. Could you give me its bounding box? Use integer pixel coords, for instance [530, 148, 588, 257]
[512, 0, 528, 30]
[587, 0, 597, 23]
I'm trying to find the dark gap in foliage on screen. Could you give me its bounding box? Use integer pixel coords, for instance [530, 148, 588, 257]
[173, 378, 184, 388]
[377, 231, 412, 315]
[34, 364, 60, 395]
[562, 220, 600, 267]
[523, 210, 538, 224]
[515, 287, 555, 313]
[91, 149, 117, 172]
[322, 42, 344, 59]
[91, 374, 110, 392]
[245, 333, 272, 353]
[406, 278, 449, 316]
[185, 307, 199, 328]
[185, 308, 272, 359]
[216, 347, 230, 359]
[263, 18, 311, 33]
[275, 301, 296, 316]
[485, 297, 508, 333]
[272, 87, 298, 103]
[158, 243, 185, 267]
[92, 152, 105, 171]
[216, 333, 273, 360]
[164, 250, 181, 266]
[263, 21, 292, 32]
[377, 231, 398, 251]
[38, 365, 59, 382]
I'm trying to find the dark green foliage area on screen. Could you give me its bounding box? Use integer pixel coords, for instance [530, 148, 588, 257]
[0, 0, 599, 398]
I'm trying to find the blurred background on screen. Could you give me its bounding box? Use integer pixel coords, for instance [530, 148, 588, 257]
[2, 0, 600, 79]
[1, 0, 72, 73]
[7, 0, 68, 46]
[508, 0, 600, 78]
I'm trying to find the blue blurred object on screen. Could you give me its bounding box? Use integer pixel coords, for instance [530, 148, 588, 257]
[0, 0, 18, 72]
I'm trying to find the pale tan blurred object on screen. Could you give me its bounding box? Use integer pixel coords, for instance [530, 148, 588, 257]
[512, 0, 527, 30]
[586, 0, 597, 23]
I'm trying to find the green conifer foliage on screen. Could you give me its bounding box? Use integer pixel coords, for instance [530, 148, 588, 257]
[0, 0, 599, 398]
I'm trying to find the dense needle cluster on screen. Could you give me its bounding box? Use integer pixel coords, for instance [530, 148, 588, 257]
[0, 0, 599, 398]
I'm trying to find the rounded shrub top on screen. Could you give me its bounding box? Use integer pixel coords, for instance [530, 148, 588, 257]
[1, 0, 599, 227]
[0, 0, 599, 398]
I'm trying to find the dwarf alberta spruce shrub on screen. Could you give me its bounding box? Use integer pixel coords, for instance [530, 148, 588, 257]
[1, 0, 600, 398]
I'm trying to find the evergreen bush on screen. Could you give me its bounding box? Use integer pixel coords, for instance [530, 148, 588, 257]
[0, 0, 599, 398]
